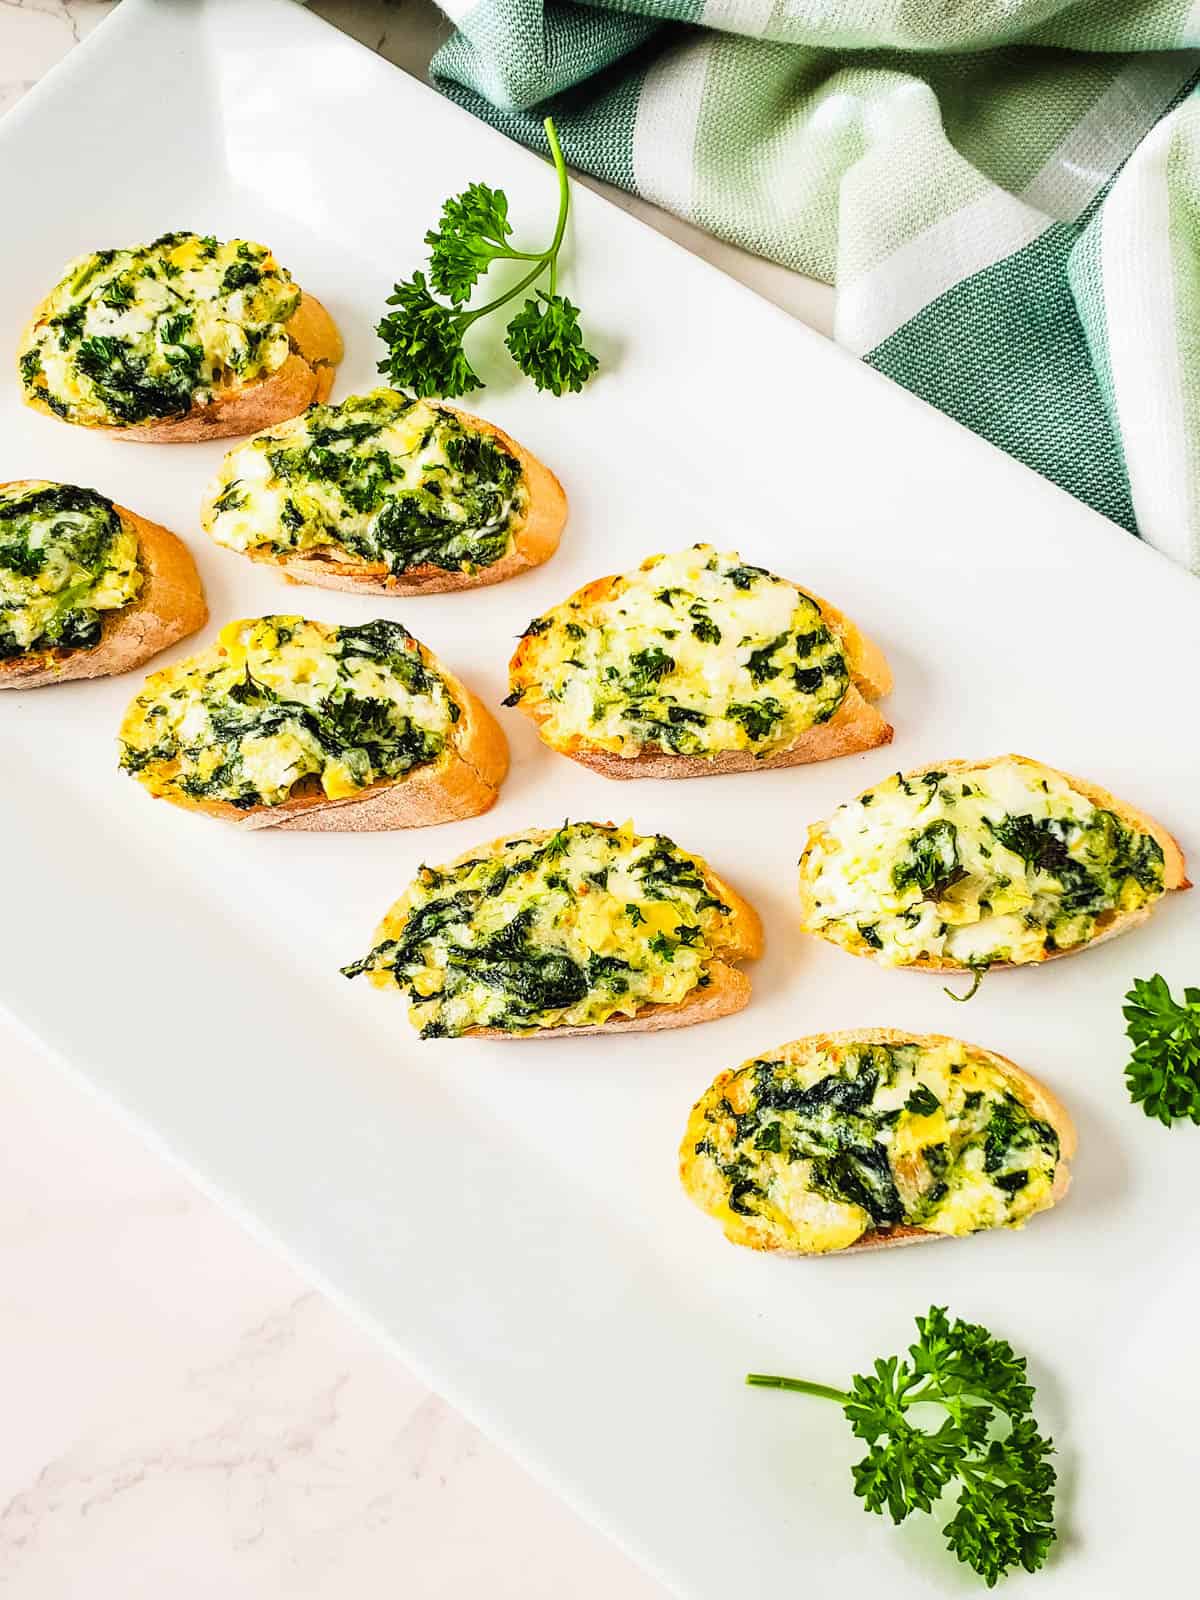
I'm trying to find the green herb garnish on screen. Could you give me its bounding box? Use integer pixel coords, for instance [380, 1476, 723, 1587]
[377, 117, 598, 399]
[1123, 974, 1200, 1126]
[893, 818, 965, 901]
[747, 1307, 1057, 1586]
[944, 962, 988, 1003]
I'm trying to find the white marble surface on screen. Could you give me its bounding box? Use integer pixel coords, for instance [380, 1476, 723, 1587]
[0, 4, 831, 1594]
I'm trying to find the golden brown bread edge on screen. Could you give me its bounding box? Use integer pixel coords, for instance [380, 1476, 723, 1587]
[680, 1027, 1077, 1256]
[139, 656, 509, 832]
[0, 485, 207, 689]
[20, 292, 343, 444]
[366, 826, 762, 1038]
[207, 409, 568, 596]
[797, 754, 1189, 973]
[508, 579, 893, 779]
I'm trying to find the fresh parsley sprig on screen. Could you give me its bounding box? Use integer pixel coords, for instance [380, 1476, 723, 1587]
[748, 1307, 1057, 1587]
[1123, 974, 1200, 1126]
[377, 117, 598, 399]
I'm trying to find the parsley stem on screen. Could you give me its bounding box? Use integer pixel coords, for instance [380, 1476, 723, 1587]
[457, 117, 571, 325]
[943, 966, 984, 1003]
[545, 115, 570, 295]
[457, 260, 548, 326]
[745, 1374, 851, 1404]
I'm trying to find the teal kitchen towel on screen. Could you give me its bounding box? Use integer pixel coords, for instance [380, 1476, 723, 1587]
[429, 1, 1200, 571]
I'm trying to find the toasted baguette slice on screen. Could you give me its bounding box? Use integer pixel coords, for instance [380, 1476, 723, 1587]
[507, 545, 892, 779]
[19, 230, 342, 442]
[343, 821, 762, 1038]
[681, 1029, 1076, 1256]
[201, 392, 566, 596]
[798, 754, 1188, 974]
[0, 481, 207, 689]
[118, 617, 507, 831]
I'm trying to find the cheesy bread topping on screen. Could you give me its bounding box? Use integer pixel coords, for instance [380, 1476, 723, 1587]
[0, 482, 140, 657]
[343, 821, 737, 1036]
[684, 1036, 1064, 1253]
[119, 616, 458, 809]
[800, 757, 1165, 969]
[506, 545, 849, 759]
[19, 233, 300, 428]
[203, 389, 527, 575]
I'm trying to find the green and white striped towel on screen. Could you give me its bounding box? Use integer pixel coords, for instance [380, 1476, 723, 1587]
[427, 1, 1200, 573]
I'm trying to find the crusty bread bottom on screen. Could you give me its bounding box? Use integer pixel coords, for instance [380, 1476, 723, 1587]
[0, 490, 207, 689]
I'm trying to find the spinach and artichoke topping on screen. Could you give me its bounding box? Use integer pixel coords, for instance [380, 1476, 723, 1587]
[119, 617, 457, 809]
[801, 759, 1166, 968]
[19, 233, 300, 427]
[203, 389, 526, 575]
[343, 821, 735, 1036]
[690, 1040, 1061, 1250]
[506, 545, 849, 758]
[0, 483, 140, 657]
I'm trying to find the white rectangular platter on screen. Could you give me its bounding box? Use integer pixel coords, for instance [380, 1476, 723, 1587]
[2, 3, 1197, 1595]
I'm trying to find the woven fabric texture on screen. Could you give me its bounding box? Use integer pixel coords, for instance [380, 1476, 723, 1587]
[426, 0, 1200, 567]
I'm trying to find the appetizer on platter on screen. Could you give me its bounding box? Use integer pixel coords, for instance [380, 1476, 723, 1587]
[119, 615, 505, 830]
[0, 479, 205, 688]
[798, 755, 1187, 973]
[18, 231, 341, 441]
[201, 388, 566, 594]
[681, 1030, 1075, 1254]
[343, 819, 762, 1036]
[505, 544, 891, 777]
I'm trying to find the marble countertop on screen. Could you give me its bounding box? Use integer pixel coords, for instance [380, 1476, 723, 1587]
[0, 5, 831, 1595]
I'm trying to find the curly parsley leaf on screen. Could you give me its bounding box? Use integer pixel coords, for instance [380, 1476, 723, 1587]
[747, 1307, 1057, 1586]
[943, 1419, 1057, 1586]
[376, 272, 480, 400]
[505, 292, 600, 395]
[377, 118, 598, 400]
[1123, 973, 1200, 1126]
[425, 182, 513, 304]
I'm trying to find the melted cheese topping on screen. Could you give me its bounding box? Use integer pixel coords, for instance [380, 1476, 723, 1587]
[0, 481, 140, 655]
[203, 389, 527, 575]
[19, 233, 299, 427]
[119, 616, 458, 808]
[800, 757, 1166, 968]
[683, 1037, 1064, 1253]
[508, 545, 849, 758]
[344, 821, 738, 1036]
